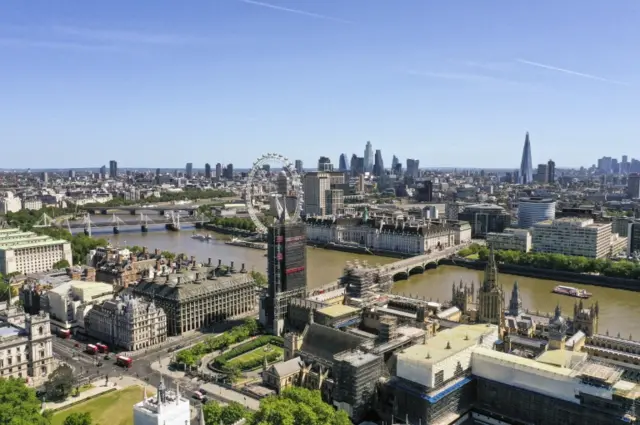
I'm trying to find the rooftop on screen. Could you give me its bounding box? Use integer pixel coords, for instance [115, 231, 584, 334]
[399, 324, 497, 365]
[316, 304, 360, 319]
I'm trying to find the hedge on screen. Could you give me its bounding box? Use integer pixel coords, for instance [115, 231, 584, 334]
[214, 336, 283, 369]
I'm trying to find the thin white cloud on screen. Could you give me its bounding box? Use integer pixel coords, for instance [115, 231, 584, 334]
[462, 61, 514, 72]
[406, 69, 519, 85]
[236, 0, 352, 24]
[516, 59, 629, 86]
[0, 37, 123, 51]
[52, 26, 210, 45]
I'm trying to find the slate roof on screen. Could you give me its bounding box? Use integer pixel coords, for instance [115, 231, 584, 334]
[299, 323, 366, 363]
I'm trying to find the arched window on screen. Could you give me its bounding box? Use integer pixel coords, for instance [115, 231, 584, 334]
[38, 326, 44, 335]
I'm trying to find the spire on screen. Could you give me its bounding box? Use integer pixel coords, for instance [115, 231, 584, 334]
[520, 132, 533, 184]
[508, 281, 522, 316]
[554, 303, 562, 319]
[483, 244, 498, 290]
[157, 374, 166, 404]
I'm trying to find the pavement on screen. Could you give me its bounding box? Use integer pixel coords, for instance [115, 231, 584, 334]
[51, 316, 262, 412]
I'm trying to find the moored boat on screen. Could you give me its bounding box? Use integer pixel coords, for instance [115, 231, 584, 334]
[552, 285, 592, 299]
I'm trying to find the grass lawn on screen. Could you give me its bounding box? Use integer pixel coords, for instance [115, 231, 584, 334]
[466, 253, 479, 260]
[52, 386, 153, 425]
[227, 345, 284, 367]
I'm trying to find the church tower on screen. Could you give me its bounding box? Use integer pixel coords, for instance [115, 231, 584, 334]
[548, 304, 569, 350]
[477, 245, 505, 330]
[508, 281, 523, 317]
[573, 300, 599, 336]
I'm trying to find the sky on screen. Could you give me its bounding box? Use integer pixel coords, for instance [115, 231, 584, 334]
[1, 0, 639, 170]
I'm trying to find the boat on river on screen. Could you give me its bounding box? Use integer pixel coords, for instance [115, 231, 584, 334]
[191, 233, 206, 240]
[225, 237, 267, 250]
[552, 285, 592, 299]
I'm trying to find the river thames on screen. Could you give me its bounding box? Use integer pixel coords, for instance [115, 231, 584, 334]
[97, 228, 640, 338]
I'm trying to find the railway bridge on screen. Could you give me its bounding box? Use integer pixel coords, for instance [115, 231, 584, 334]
[79, 204, 199, 216]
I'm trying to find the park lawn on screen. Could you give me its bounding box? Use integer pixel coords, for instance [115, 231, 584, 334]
[52, 386, 153, 425]
[466, 253, 479, 260]
[227, 345, 284, 368]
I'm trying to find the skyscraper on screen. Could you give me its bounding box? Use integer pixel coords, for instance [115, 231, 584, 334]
[185, 163, 193, 179]
[364, 141, 373, 173]
[373, 149, 384, 177]
[294, 160, 303, 174]
[215, 163, 222, 179]
[263, 222, 307, 335]
[109, 160, 118, 179]
[317, 156, 333, 172]
[204, 163, 212, 179]
[519, 132, 533, 184]
[547, 159, 556, 183]
[338, 154, 348, 171]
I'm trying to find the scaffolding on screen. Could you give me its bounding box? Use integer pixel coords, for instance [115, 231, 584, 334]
[378, 315, 399, 343]
[333, 349, 383, 422]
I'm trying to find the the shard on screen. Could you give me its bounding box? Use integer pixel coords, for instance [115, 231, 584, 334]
[519, 132, 533, 184]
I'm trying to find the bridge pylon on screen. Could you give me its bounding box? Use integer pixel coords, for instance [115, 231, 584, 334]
[139, 213, 155, 233]
[81, 213, 95, 237]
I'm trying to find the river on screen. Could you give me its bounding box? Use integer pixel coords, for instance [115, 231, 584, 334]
[98, 229, 640, 338]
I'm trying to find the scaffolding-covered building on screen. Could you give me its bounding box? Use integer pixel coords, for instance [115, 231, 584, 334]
[342, 260, 391, 306]
[332, 349, 383, 423]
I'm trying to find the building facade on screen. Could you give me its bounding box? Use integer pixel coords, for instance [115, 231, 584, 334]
[133, 378, 190, 425]
[305, 216, 471, 255]
[518, 197, 556, 228]
[477, 247, 505, 328]
[133, 259, 257, 336]
[532, 218, 616, 259]
[0, 228, 73, 275]
[458, 204, 510, 238]
[303, 172, 331, 216]
[0, 308, 54, 384]
[85, 296, 167, 351]
[486, 228, 532, 252]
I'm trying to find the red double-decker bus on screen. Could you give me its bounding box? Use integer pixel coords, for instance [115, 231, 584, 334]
[116, 355, 132, 368]
[86, 344, 97, 354]
[58, 329, 71, 339]
[96, 343, 108, 353]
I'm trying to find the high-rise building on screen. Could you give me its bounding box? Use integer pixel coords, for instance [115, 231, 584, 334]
[535, 163, 548, 183]
[627, 173, 640, 199]
[518, 197, 556, 228]
[109, 160, 118, 179]
[155, 168, 160, 177]
[373, 149, 384, 177]
[628, 221, 640, 255]
[185, 163, 193, 179]
[215, 163, 222, 179]
[391, 155, 399, 170]
[532, 218, 614, 259]
[477, 246, 505, 329]
[41, 172, 48, 185]
[350, 154, 364, 176]
[318, 156, 333, 172]
[204, 163, 212, 179]
[364, 141, 373, 173]
[622, 155, 629, 174]
[303, 172, 331, 216]
[547, 159, 556, 183]
[263, 222, 307, 335]
[100, 165, 107, 180]
[294, 159, 303, 174]
[223, 164, 233, 179]
[68, 170, 75, 179]
[406, 158, 420, 178]
[519, 132, 533, 184]
[338, 154, 348, 171]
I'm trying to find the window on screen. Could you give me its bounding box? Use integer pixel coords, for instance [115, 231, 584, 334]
[434, 370, 444, 387]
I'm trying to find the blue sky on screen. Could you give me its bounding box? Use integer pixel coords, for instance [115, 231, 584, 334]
[1, 0, 638, 170]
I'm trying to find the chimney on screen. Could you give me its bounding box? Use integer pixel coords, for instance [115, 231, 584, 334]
[218, 259, 222, 267]
[207, 258, 212, 266]
[176, 276, 182, 285]
[142, 246, 147, 254]
[155, 248, 159, 256]
[190, 255, 195, 263]
[195, 272, 200, 282]
[240, 263, 247, 273]
[229, 261, 236, 273]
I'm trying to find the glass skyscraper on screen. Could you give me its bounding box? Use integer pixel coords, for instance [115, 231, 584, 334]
[519, 132, 533, 184]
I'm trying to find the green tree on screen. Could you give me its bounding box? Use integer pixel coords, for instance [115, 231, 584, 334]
[250, 387, 350, 425]
[45, 364, 76, 400]
[243, 317, 259, 336]
[203, 400, 223, 424]
[250, 271, 268, 288]
[52, 259, 70, 269]
[220, 402, 249, 424]
[0, 377, 50, 425]
[63, 412, 93, 425]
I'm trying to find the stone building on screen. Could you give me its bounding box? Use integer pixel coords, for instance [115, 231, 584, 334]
[132, 258, 257, 336]
[84, 295, 167, 351]
[476, 246, 505, 330]
[0, 306, 54, 384]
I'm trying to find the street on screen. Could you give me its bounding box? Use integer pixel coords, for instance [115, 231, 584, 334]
[50, 316, 261, 411]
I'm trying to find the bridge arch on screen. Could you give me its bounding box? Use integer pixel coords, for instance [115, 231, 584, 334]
[425, 261, 438, 270]
[408, 265, 425, 276]
[393, 271, 409, 282]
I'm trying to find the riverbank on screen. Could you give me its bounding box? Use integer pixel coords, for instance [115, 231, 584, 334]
[203, 223, 254, 237]
[441, 259, 640, 292]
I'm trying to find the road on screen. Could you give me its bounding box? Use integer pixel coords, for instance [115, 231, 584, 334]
[51, 317, 259, 410]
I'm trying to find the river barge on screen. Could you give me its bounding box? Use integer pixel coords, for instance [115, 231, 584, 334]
[552, 285, 592, 299]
